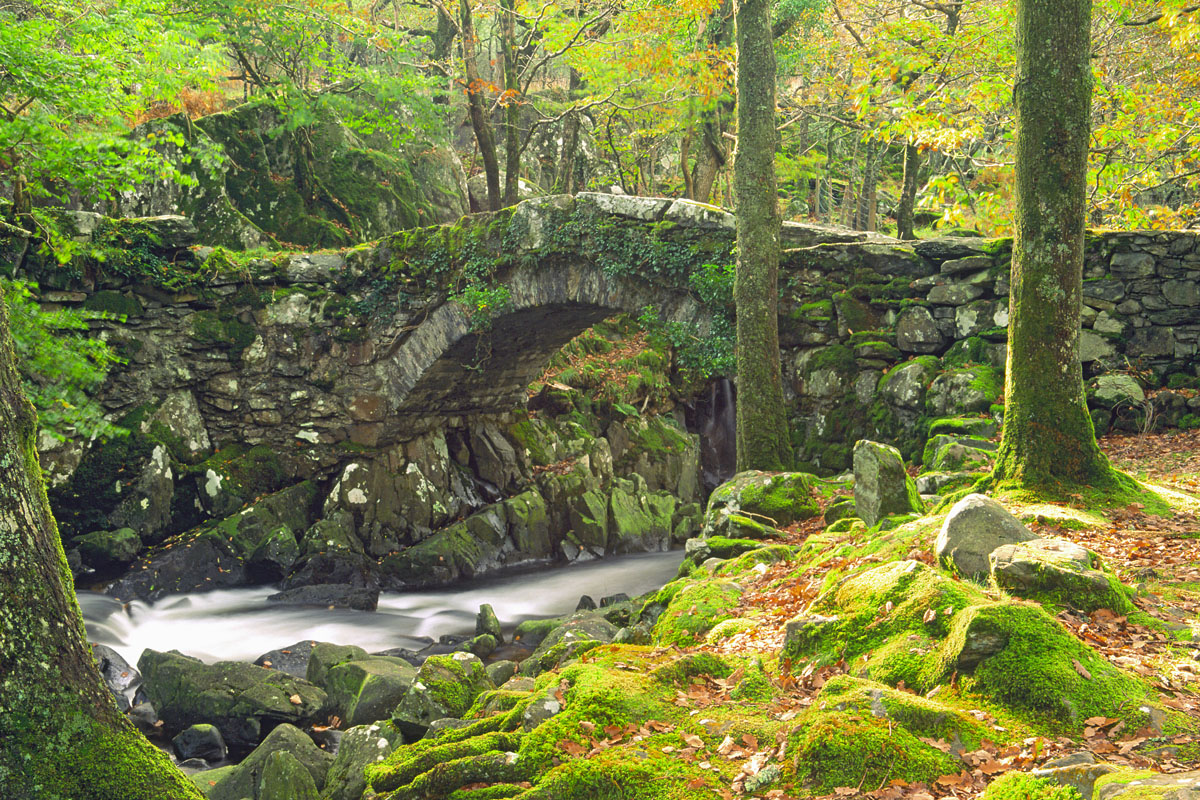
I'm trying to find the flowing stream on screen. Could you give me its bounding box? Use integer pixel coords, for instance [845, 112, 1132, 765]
[79, 550, 684, 667]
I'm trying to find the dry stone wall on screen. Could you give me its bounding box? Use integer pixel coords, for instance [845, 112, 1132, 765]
[7, 195, 1200, 593]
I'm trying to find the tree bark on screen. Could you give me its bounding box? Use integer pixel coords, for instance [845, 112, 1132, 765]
[0, 302, 201, 798]
[733, 0, 791, 472]
[896, 142, 920, 239]
[460, 0, 501, 212]
[500, 0, 521, 207]
[991, 0, 1113, 488]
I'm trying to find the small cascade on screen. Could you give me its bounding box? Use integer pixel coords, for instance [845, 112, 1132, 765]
[693, 377, 737, 492]
[79, 550, 683, 667]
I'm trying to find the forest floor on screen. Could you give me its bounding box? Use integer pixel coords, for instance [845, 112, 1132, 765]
[698, 429, 1200, 800]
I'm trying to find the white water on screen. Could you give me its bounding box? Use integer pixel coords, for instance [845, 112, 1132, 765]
[79, 551, 683, 666]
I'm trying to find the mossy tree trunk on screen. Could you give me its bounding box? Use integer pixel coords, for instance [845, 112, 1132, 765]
[0, 303, 200, 798]
[991, 0, 1114, 488]
[733, 0, 791, 472]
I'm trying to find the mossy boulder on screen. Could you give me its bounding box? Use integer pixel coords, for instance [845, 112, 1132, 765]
[139, 649, 327, 752]
[323, 657, 418, 728]
[787, 675, 986, 793]
[1094, 769, 1200, 800]
[306, 643, 369, 687]
[322, 723, 405, 800]
[852, 440, 923, 527]
[705, 471, 819, 531]
[926, 439, 996, 472]
[1088, 374, 1147, 410]
[379, 509, 506, 589]
[247, 526, 300, 581]
[878, 356, 940, 410]
[782, 560, 1165, 729]
[927, 415, 997, 440]
[681, 535, 767, 572]
[392, 653, 494, 739]
[503, 489, 553, 560]
[823, 496, 856, 526]
[191, 723, 333, 800]
[650, 579, 743, 647]
[258, 750, 320, 800]
[520, 617, 619, 677]
[74, 527, 141, 569]
[608, 475, 675, 554]
[990, 538, 1135, 613]
[984, 772, 1085, 800]
[926, 365, 1001, 417]
[935, 493, 1037, 580]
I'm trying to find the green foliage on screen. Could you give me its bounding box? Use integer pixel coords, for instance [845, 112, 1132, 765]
[0, 1, 223, 254]
[450, 283, 513, 332]
[1, 280, 124, 440]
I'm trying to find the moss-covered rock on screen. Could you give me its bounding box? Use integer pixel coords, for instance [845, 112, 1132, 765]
[990, 538, 1135, 613]
[650, 579, 743, 647]
[1094, 769, 1200, 800]
[392, 653, 494, 739]
[191, 723, 332, 800]
[139, 650, 327, 752]
[983, 772, 1084, 800]
[787, 675, 984, 793]
[608, 476, 675, 554]
[853, 440, 923, 527]
[258, 750, 320, 800]
[324, 657, 418, 728]
[322, 722, 405, 800]
[520, 617, 618, 677]
[705, 471, 819, 530]
[74, 527, 141, 569]
[780, 559, 1164, 730]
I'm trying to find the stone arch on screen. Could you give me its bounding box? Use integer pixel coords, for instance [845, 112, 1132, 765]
[385, 261, 708, 418]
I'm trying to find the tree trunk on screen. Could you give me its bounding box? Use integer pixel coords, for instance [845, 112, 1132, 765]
[460, 0, 501, 212]
[991, 0, 1113, 488]
[0, 303, 201, 799]
[733, 0, 791, 472]
[855, 141, 878, 231]
[897, 142, 920, 239]
[553, 69, 584, 194]
[432, 5, 457, 106]
[500, 0, 521, 207]
[689, 0, 734, 203]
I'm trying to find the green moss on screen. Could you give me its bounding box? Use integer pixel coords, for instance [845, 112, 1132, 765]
[650, 652, 732, 686]
[983, 772, 1084, 800]
[0, 712, 203, 800]
[82, 290, 143, 317]
[190, 311, 256, 359]
[806, 343, 856, 375]
[788, 703, 959, 792]
[650, 580, 743, 646]
[729, 658, 774, 702]
[948, 603, 1154, 726]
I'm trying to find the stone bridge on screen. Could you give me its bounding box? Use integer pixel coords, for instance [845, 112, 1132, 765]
[17, 192, 1200, 483]
[19, 193, 1200, 594]
[20, 192, 877, 473]
[368, 193, 880, 421]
